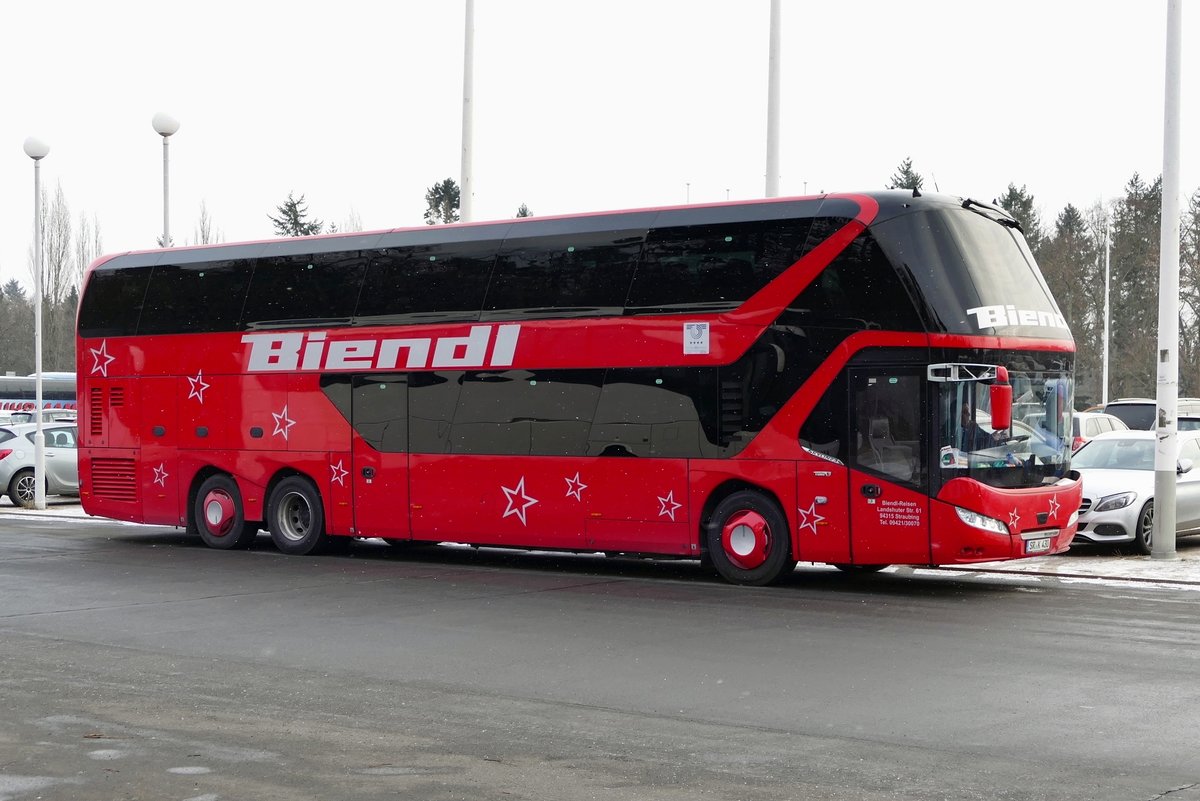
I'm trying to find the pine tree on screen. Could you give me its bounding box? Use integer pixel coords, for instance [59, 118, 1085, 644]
[269, 192, 324, 237]
[516, 203, 532, 218]
[886, 157, 924, 191]
[997, 183, 1045, 256]
[423, 179, 461, 225]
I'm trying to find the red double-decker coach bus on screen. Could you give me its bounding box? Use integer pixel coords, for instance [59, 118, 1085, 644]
[76, 191, 1080, 585]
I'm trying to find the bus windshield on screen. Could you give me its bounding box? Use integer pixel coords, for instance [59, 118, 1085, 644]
[936, 369, 1073, 490]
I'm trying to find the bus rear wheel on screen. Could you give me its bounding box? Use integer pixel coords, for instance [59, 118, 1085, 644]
[193, 475, 259, 550]
[705, 490, 796, 586]
[268, 476, 332, 556]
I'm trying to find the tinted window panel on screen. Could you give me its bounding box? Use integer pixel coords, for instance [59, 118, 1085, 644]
[589, 368, 720, 457]
[625, 218, 816, 315]
[78, 266, 153, 338]
[355, 242, 498, 325]
[451, 370, 604, 456]
[789, 231, 924, 331]
[483, 232, 643, 320]
[408, 371, 464, 453]
[242, 252, 368, 329]
[138, 260, 252, 334]
[352, 375, 408, 452]
[872, 208, 1069, 339]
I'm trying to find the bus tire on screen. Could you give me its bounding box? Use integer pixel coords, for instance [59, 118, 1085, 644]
[267, 476, 330, 556]
[8, 469, 38, 509]
[705, 490, 796, 586]
[193, 475, 259, 550]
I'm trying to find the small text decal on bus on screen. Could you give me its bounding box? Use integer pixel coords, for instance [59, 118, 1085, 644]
[966, 305, 1068, 331]
[241, 324, 521, 372]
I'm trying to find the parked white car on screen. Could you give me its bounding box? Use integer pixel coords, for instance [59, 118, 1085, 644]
[0, 423, 79, 508]
[1072, 429, 1200, 553]
[1070, 411, 1127, 451]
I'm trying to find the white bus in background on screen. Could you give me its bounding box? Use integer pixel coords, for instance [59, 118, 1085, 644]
[0, 373, 77, 418]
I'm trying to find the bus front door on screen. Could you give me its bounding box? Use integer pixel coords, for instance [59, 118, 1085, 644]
[846, 368, 932, 566]
[350, 376, 411, 541]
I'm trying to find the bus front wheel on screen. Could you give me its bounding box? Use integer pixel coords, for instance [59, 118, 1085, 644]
[268, 476, 331, 556]
[705, 490, 796, 586]
[193, 475, 259, 550]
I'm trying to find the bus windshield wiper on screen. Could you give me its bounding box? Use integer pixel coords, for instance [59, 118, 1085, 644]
[962, 198, 1023, 232]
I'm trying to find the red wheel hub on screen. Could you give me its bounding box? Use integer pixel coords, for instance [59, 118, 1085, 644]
[202, 489, 235, 537]
[721, 510, 771, 570]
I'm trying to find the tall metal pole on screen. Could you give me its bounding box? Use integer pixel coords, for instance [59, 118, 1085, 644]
[764, 0, 781, 197]
[152, 113, 180, 247]
[23, 137, 50, 511]
[162, 135, 171, 246]
[1153, 0, 1183, 560]
[1102, 218, 1111, 406]
[460, 0, 475, 222]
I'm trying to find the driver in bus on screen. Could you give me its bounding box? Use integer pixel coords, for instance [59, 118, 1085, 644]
[960, 405, 1004, 452]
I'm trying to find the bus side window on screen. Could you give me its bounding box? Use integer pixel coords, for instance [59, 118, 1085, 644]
[799, 373, 847, 462]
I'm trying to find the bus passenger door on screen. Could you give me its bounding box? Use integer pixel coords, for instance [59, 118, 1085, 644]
[351, 375, 411, 541]
[847, 368, 931, 566]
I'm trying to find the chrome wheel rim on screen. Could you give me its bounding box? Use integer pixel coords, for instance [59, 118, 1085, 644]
[276, 491, 312, 543]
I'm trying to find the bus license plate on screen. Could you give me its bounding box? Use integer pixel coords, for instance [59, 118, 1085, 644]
[1025, 537, 1052, 554]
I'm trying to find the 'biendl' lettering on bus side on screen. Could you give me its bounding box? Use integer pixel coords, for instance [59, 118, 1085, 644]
[240, 324, 521, 372]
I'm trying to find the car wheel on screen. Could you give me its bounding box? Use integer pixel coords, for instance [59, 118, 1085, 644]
[705, 490, 797, 586]
[8, 469, 37, 509]
[268, 476, 332, 555]
[193, 475, 259, 550]
[1133, 500, 1154, 555]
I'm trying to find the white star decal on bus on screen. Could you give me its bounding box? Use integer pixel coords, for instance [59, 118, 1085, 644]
[501, 477, 538, 526]
[1009, 508, 1021, 528]
[658, 490, 681, 521]
[330, 460, 348, 486]
[187, 371, 210, 404]
[798, 500, 825, 534]
[89, 340, 115, 376]
[272, 404, 295, 440]
[1047, 496, 1060, 520]
[152, 463, 169, 487]
[564, 472, 587, 501]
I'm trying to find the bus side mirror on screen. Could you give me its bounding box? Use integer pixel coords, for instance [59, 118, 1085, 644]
[990, 367, 1012, 430]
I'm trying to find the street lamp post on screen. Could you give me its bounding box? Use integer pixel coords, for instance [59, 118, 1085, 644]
[23, 136, 49, 511]
[152, 112, 180, 247]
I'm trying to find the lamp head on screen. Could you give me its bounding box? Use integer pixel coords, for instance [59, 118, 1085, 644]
[152, 112, 180, 137]
[23, 137, 50, 160]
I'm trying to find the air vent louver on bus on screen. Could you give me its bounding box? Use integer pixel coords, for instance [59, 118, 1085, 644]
[90, 458, 137, 502]
[89, 387, 103, 437]
[110, 387, 125, 407]
[719, 378, 745, 446]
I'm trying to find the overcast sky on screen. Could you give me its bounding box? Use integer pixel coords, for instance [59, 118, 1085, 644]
[1, 1, 1194, 292]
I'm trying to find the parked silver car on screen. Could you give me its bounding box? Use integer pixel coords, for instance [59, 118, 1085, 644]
[0, 423, 79, 508]
[1072, 429, 1200, 553]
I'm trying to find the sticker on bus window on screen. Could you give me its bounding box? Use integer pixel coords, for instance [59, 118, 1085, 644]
[683, 322, 710, 355]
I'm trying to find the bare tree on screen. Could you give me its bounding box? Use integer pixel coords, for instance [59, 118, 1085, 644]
[342, 208, 364, 233]
[74, 212, 103, 287]
[194, 200, 222, 245]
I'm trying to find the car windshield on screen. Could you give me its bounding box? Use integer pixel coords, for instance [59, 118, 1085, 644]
[1072, 438, 1156, 470]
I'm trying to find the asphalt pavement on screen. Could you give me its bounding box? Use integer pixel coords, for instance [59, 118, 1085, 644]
[4, 496, 1200, 587]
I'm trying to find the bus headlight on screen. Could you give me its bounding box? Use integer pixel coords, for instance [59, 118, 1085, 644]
[1094, 492, 1136, 512]
[955, 506, 1009, 535]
